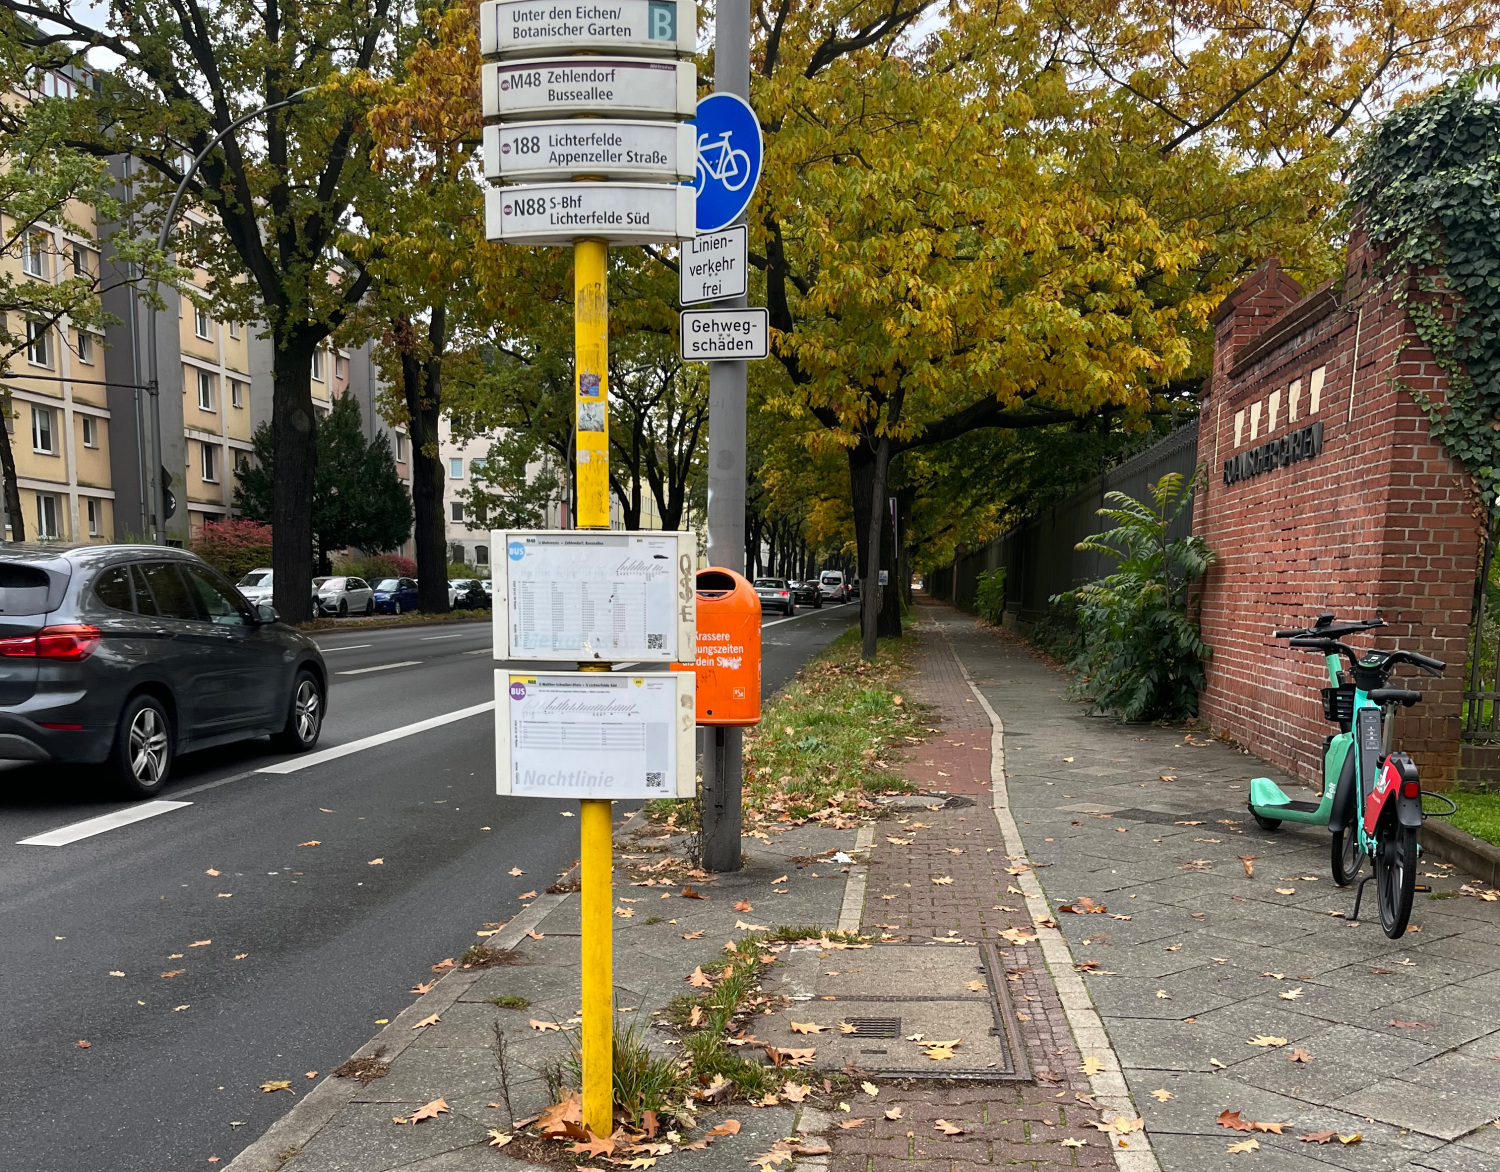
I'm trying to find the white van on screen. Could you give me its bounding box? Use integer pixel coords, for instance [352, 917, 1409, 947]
[818, 570, 848, 602]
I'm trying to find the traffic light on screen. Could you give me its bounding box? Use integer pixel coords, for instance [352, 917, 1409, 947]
[161, 466, 176, 521]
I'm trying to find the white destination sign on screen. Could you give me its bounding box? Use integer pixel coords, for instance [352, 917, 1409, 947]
[486, 181, 695, 246]
[679, 225, 747, 304]
[680, 307, 769, 360]
[480, 0, 696, 59]
[491, 529, 696, 662]
[496, 671, 697, 799]
[482, 57, 695, 120]
[484, 120, 695, 182]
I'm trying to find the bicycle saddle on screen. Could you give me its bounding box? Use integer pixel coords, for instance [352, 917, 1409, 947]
[1367, 688, 1421, 707]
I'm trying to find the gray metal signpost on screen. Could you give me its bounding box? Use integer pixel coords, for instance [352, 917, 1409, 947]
[699, 0, 752, 872]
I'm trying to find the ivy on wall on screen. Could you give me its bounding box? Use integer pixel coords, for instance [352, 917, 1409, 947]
[1348, 75, 1500, 510]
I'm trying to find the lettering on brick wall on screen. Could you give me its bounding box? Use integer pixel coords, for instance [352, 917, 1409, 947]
[1223, 421, 1323, 486]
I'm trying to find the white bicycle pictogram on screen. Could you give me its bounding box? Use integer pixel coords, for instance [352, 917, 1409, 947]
[696, 130, 751, 193]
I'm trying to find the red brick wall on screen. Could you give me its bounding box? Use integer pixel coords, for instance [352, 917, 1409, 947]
[1195, 238, 1480, 788]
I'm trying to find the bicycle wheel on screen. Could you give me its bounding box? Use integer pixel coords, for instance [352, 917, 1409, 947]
[1330, 787, 1363, 887]
[1375, 820, 1418, 939]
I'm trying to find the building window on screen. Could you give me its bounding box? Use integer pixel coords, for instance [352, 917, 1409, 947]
[197, 369, 215, 411]
[31, 405, 54, 453]
[202, 441, 219, 483]
[76, 330, 94, 365]
[395, 433, 407, 461]
[449, 458, 463, 479]
[193, 304, 212, 340]
[234, 450, 251, 476]
[475, 544, 489, 566]
[81, 414, 97, 448]
[450, 500, 464, 522]
[35, 493, 59, 538]
[86, 497, 102, 537]
[26, 320, 51, 368]
[230, 380, 244, 408]
[71, 244, 95, 278]
[228, 321, 240, 340]
[335, 354, 348, 380]
[311, 347, 324, 382]
[21, 231, 50, 280]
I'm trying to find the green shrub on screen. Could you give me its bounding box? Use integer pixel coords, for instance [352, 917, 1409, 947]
[1053, 472, 1215, 722]
[974, 567, 1007, 624]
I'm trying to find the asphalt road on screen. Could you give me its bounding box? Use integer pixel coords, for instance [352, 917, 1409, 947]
[0, 601, 857, 1170]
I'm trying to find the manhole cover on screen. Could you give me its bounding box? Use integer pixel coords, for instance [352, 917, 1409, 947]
[758, 943, 1029, 1081]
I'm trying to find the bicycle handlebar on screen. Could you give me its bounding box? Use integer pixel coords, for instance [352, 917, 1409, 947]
[1274, 617, 1385, 639]
[1286, 639, 1445, 677]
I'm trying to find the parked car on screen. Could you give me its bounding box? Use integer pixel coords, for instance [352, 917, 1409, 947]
[315, 576, 375, 617]
[236, 567, 275, 607]
[790, 579, 823, 608]
[450, 579, 490, 609]
[818, 570, 849, 602]
[753, 577, 796, 616]
[0, 545, 326, 798]
[371, 577, 419, 614]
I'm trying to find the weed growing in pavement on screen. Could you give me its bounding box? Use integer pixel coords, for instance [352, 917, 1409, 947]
[491, 995, 531, 1009]
[558, 1018, 687, 1127]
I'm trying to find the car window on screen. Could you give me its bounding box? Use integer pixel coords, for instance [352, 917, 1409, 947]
[0, 564, 52, 614]
[128, 565, 160, 616]
[94, 565, 135, 613]
[375, 579, 397, 591]
[138, 561, 202, 621]
[238, 570, 271, 588]
[183, 566, 253, 627]
[348, 578, 366, 591]
[402, 578, 416, 589]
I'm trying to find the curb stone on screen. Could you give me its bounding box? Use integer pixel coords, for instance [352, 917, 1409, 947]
[1422, 816, 1500, 888]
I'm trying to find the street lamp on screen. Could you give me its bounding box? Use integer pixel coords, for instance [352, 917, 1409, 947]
[145, 88, 314, 542]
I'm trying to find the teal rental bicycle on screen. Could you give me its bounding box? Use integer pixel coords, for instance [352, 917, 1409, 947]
[1247, 613, 1447, 937]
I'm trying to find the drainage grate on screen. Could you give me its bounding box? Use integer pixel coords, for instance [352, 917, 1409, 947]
[843, 1017, 900, 1038]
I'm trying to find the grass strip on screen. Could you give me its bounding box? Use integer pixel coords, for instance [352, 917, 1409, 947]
[1447, 788, 1500, 849]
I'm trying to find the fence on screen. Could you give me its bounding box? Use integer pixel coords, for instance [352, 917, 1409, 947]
[928, 421, 1200, 623]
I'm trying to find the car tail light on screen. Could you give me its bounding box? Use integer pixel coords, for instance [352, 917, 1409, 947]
[1401, 780, 1420, 799]
[0, 624, 103, 660]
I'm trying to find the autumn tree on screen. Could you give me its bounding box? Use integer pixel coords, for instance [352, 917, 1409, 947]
[747, 0, 1500, 656]
[3, 0, 400, 617]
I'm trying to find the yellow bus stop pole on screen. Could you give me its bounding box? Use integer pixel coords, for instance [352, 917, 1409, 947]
[574, 236, 613, 1139]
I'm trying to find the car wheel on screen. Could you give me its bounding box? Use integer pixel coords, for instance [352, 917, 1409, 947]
[394, 600, 402, 616]
[273, 670, 324, 753]
[338, 599, 348, 617]
[365, 598, 374, 616]
[108, 693, 173, 799]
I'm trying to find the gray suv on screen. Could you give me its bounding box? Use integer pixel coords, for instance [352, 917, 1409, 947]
[0, 545, 327, 798]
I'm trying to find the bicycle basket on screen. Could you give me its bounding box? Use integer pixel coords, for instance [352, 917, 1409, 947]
[1321, 684, 1355, 724]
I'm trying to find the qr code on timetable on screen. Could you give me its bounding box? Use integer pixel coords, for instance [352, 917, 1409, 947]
[646, 633, 664, 650]
[645, 772, 665, 789]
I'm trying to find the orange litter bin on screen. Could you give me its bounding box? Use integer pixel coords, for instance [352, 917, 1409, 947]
[672, 568, 761, 725]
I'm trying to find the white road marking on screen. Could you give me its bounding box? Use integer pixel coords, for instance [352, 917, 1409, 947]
[762, 600, 855, 628]
[420, 633, 469, 641]
[257, 701, 496, 775]
[319, 644, 372, 653]
[17, 800, 193, 847]
[335, 660, 422, 676]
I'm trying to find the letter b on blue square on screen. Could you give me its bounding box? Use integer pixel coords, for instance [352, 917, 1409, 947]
[648, 0, 675, 40]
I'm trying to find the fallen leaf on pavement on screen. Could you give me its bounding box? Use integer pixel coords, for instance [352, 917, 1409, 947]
[1238, 856, 1256, 877]
[733, 899, 754, 912]
[734, 920, 768, 930]
[1150, 1089, 1173, 1101]
[861, 1081, 880, 1098]
[884, 1106, 902, 1119]
[529, 1018, 563, 1032]
[1155, 990, 1172, 1000]
[790, 1021, 828, 1034]
[305, 1071, 317, 1079]
[837, 1118, 867, 1130]
[681, 887, 707, 900]
[108, 971, 124, 977]
[770, 876, 788, 885]
[1086, 1117, 1142, 1135]
[781, 1083, 810, 1102]
[160, 970, 184, 979]
[508, 867, 524, 876]
[965, 980, 986, 991]
[1388, 1020, 1434, 1029]
[205, 868, 220, 876]
[924, 1039, 960, 1060]
[1287, 1048, 1314, 1063]
[1061, 1137, 1086, 1148]
[402, 1098, 449, 1124]
[1210, 1059, 1226, 1069]
[766, 1047, 816, 1067]
[839, 1021, 858, 1033]
[1279, 988, 1304, 1001]
[189, 940, 211, 948]
[1275, 887, 1295, 895]
[615, 907, 635, 918]
[1339, 1133, 1361, 1144]
[1227, 1139, 1259, 1153]
[412, 1014, 441, 1029]
[1081, 1057, 1104, 1075]
[431, 958, 456, 971]
[1246, 1036, 1287, 1047]
[75, 1040, 90, 1049]
[999, 927, 1036, 944]
[932, 876, 953, 885]
[933, 1119, 964, 1135]
[706, 1120, 741, 1138]
[173, 1004, 190, 1011]
[298, 841, 321, 848]
[1299, 1131, 1336, 1144]
[681, 930, 704, 940]
[687, 967, 713, 988]
[368, 858, 384, 866]
[1060, 896, 1107, 914]
[518, 890, 538, 900]
[567, 1133, 616, 1157]
[525, 930, 544, 940]
[260, 1080, 292, 1093]
[487, 1130, 513, 1148]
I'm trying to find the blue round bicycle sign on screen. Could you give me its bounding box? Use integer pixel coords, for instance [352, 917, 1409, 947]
[692, 92, 763, 233]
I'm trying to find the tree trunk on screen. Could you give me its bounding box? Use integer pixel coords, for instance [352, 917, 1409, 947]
[0, 397, 25, 541]
[401, 323, 450, 616]
[860, 434, 891, 660]
[271, 338, 317, 622]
